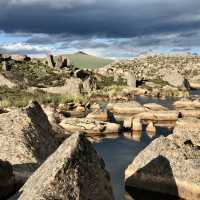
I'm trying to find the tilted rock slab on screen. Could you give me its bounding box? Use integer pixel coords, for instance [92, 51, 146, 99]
[0, 101, 59, 173]
[11, 133, 115, 200]
[125, 118, 200, 200]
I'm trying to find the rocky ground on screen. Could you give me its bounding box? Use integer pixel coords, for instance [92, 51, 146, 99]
[0, 53, 200, 199]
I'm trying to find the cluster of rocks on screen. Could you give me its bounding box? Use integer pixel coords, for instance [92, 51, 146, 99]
[46, 54, 72, 69]
[96, 54, 200, 98]
[0, 101, 115, 200]
[0, 54, 31, 71]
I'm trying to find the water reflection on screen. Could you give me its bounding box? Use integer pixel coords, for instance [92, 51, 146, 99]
[95, 127, 172, 200]
[123, 131, 142, 142]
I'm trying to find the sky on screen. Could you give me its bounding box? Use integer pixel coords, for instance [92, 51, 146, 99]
[0, 0, 200, 58]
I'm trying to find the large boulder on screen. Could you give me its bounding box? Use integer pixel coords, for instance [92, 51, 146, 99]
[124, 71, 136, 87]
[0, 101, 59, 173]
[162, 70, 189, 90]
[11, 133, 115, 200]
[125, 118, 200, 200]
[55, 55, 70, 69]
[47, 54, 55, 68]
[42, 77, 83, 95]
[60, 118, 121, 136]
[108, 102, 145, 115]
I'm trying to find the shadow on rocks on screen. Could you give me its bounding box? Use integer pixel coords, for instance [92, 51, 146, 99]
[125, 156, 180, 200]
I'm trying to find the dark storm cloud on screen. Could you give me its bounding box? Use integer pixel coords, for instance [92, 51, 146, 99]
[0, 0, 200, 38]
[1, 0, 200, 57]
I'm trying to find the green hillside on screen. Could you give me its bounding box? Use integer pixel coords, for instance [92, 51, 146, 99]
[62, 52, 113, 69]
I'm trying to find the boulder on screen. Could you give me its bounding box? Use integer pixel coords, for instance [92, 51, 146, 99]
[143, 103, 168, 111]
[58, 103, 86, 118]
[179, 110, 200, 118]
[2, 61, 12, 71]
[47, 54, 55, 68]
[90, 103, 101, 111]
[125, 118, 200, 200]
[136, 110, 179, 122]
[83, 77, 97, 92]
[173, 99, 194, 110]
[0, 73, 16, 88]
[0, 101, 59, 173]
[189, 75, 200, 89]
[124, 71, 136, 87]
[109, 102, 145, 115]
[11, 133, 114, 200]
[60, 118, 121, 135]
[162, 70, 189, 90]
[86, 110, 109, 122]
[55, 55, 70, 69]
[42, 77, 83, 95]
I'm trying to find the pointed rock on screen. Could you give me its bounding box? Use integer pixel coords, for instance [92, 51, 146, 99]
[0, 101, 59, 173]
[13, 133, 115, 200]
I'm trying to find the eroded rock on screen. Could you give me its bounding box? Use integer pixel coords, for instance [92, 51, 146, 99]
[11, 133, 115, 200]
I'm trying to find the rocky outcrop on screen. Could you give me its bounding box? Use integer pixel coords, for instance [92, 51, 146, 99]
[60, 118, 121, 135]
[125, 118, 200, 200]
[11, 133, 115, 200]
[0, 101, 59, 173]
[55, 55, 71, 69]
[124, 71, 136, 87]
[42, 77, 83, 95]
[162, 69, 189, 90]
[0, 73, 16, 88]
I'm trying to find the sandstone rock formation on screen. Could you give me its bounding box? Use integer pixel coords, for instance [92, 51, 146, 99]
[125, 117, 200, 200]
[0, 101, 59, 173]
[11, 133, 115, 200]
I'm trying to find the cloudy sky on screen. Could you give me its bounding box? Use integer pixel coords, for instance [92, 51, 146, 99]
[0, 0, 200, 58]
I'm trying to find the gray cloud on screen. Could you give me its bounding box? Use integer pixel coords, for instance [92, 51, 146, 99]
[0, 0, 200, 57]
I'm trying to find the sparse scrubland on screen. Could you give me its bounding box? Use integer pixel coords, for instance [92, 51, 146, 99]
[0, 53, 200, 200]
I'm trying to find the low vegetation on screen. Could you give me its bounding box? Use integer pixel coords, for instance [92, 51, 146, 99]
[0, 86, 86, 108]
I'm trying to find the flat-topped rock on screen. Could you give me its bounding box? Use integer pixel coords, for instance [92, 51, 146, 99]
[11, 133, 114, 200]
[136, 110, 179, 121]
[125, 118, 200, 200]
[143, 103, 168, 111]
[108, 102, 145, 115]
[60, 118, 121, 135]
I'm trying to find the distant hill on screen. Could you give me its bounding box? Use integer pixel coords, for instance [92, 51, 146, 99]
[61, 52, 113, 69]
